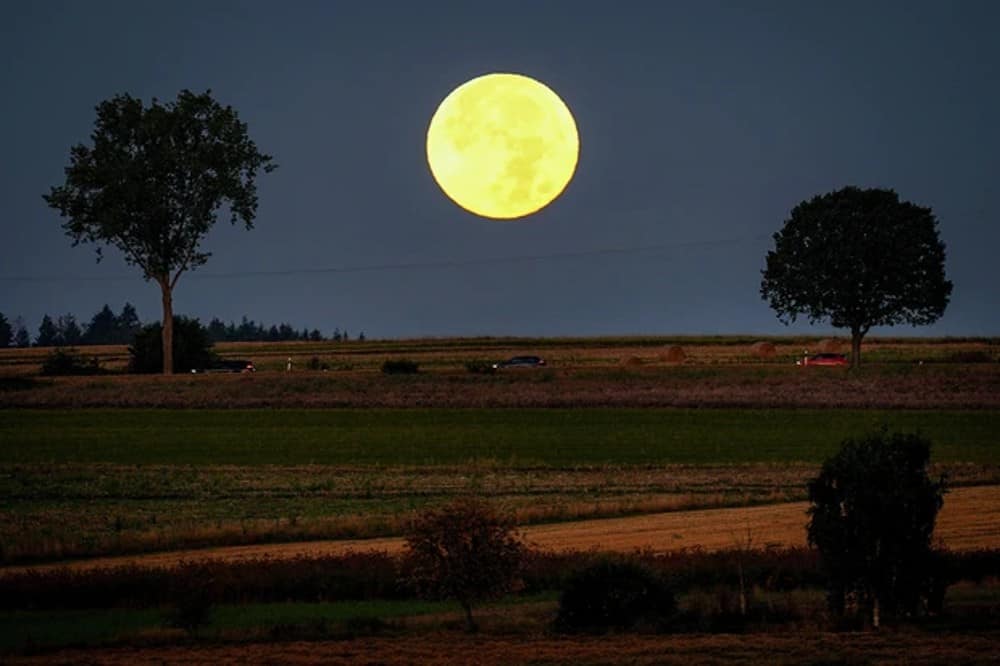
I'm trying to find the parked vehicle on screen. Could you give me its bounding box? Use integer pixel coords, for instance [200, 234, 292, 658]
[492, 355, 547, 370]
[191, 359, 256, 373]
[797, 353, 848, 367]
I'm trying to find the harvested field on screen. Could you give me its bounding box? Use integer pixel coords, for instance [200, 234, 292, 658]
[2, 363, 998, 408]
[6, 485, 997, 578]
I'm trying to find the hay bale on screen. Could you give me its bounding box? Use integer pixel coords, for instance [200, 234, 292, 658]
[659, 345, 686, 363]
[817, 339, 843, 352]
[750, 341, 776, 358]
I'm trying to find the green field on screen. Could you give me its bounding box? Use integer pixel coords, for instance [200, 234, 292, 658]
[2, 408, 998, 465]
[0, 598, 465, 651]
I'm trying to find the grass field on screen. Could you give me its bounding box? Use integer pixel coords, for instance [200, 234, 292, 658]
[3, 408, 998, 465]
[2, 407, 997, 563]
[0, 598, 467, 652]
[3, 587, 997, 659]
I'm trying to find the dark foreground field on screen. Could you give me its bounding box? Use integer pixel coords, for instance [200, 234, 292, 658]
[12, 628, 1000, 665]
[2, 336, 998, 662]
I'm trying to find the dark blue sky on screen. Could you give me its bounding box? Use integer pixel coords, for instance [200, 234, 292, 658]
[2, 0, 997, 338]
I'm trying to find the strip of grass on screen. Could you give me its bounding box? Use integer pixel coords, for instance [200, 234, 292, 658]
[0, 596, 558, 653]
[0, 600, 448, 652]
[2, 408, 997, 465]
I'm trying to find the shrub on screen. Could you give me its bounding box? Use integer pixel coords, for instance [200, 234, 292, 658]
[128, 316, 216, 374]
[555, 558, 677, 633]
[166, 562, 216, 635]
[39, 348, 104, 376]
[945, 350, 993, 363]
[404, 498, 526, 632]
[464, 360, 496, 374]
[307, 356, 330, 371]
[381, 359, 419, 374]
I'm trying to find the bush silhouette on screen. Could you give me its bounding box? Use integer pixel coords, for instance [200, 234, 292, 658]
[40, 348, 103, 376]
[555, 558, 677, 633]
[381, 359, 419, 374]
[128, 316, 216, 374]
[807, 429, 946, 627]
[404, 498, 525, 632]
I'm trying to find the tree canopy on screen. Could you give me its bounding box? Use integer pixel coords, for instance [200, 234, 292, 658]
[44, 90, 275, 373]
[807, 429, 946, 627]
[404, 498, 526, 632]
[760, 186, 952, 365]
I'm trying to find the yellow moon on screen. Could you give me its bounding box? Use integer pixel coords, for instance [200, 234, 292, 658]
[426, 72, 580, 220]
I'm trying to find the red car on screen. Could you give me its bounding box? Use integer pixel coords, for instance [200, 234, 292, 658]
[798, 353, 848, 367]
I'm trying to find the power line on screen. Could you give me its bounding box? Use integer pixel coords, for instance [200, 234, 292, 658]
[0, 234, 770, 283]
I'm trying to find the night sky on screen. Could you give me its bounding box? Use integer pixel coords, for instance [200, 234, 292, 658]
[2, 0, 997, 339]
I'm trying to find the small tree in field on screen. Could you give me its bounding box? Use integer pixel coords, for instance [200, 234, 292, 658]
[807, 429, 946, 628]
[44, 90, 275, 374]
[761, 186, 951, 367]
[404, 498, 526, 632]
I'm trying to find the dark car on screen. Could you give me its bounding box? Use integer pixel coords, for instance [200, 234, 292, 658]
[798, 353, 848, 367]
[492, 355, 547, 370]
[191, 359, 256, 373]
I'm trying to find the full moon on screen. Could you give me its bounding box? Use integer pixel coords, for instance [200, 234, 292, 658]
[426, 72, 580, 220]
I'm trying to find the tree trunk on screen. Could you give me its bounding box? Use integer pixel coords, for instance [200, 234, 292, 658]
[461, 602, 478, 633]
[159, 279, 174, 375]
[872, 595, 880, 629]
[850, 327, 863, 369]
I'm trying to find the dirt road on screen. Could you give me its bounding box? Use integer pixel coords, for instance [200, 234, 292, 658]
[4, 485, 998, 577]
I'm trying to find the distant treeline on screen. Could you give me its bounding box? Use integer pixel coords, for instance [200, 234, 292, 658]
[0, 305, 361, 348]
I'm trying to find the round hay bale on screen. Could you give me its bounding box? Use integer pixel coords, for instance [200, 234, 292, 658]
[750, 341, 776, 358]
[817, 338, 843, 352]
[620, 356, 644, 367]
[659, 345, 686, 363]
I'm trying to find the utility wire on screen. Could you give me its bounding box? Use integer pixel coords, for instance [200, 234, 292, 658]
[0, 234, 770, 283]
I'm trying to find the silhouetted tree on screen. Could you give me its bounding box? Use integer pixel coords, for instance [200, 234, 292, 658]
[761, 187, 952, 366]
[206, 318, 228, 343]
[405, 498, 526, 632]
[13, 318, 30, 348]
[57, 314, 83, 346]
[128, 316, 216, 374]
[45, 90, 275, 374]
[116, 302, 141, 343]
[807, 430, 946, 628]
[36, 315, 59, 347]
[83, 305, 117, 345]
[0, 312, 11, 348]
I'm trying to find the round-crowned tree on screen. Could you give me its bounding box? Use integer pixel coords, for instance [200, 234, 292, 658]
[761, 186, 952, 366]
[807, 429, 946, 628]
[45, 90, 275, 374]
[404, 497, 526, 633]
